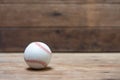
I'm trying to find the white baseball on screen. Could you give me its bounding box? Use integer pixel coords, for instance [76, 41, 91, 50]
[24, 42, 52, 69]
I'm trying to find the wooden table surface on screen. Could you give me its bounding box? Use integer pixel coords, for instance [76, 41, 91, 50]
[0, 53, 120, 80]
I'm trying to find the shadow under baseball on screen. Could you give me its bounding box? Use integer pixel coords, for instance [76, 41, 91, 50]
[26, 66, 53, 72]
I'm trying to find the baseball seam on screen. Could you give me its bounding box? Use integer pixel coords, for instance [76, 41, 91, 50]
[25, 59, 47, 67]
[35, 42, 51, 54]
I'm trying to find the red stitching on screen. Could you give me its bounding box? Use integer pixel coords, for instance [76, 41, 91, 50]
[35, 42, 51, 54]
[26, 60, 47, 67]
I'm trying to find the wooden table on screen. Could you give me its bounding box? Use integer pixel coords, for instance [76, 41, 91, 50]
[0, 53, 120, 80]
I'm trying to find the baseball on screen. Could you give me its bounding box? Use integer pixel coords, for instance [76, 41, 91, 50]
[24, 42, 52, 69]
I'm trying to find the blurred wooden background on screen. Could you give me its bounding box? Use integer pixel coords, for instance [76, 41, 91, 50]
[0, 0, 120, 52]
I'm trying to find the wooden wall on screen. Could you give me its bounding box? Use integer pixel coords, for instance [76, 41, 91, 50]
[0, 0, 120, 52]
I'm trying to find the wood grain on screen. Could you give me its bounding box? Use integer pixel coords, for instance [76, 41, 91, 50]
[0, 53, 120, 80]
[0, 0, 120, 52]
[0, 0, 120, 4]
[0, 4, 120, 27]
[0, 28, 120, 52]
[0, 4, 86, 27]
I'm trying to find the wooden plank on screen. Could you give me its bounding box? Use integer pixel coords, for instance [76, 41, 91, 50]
[0, 53, 120, 80]
[0, 0, 120, 4]
[0, 28, 120, 52]
[0, 4, 120, 27]
[86, 4, 120, 27]
[0, 4, 86, 27]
